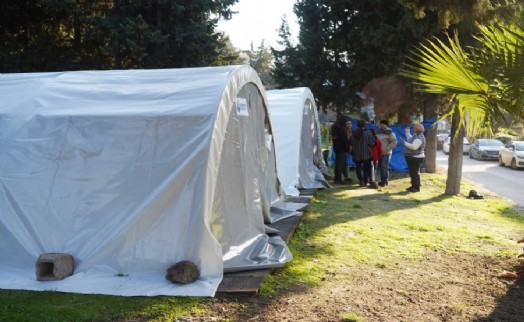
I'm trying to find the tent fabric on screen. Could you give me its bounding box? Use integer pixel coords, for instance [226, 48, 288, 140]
[0, 65, 292, 297]
[266, 87, 329, 197]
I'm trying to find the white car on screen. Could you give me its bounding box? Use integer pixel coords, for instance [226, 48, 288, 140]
[498, 141, 524, 169]
[442, 136, 470, 155]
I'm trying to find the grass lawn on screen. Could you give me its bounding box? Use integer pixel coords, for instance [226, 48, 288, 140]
[1, 171, 523, 321]
[263, 171, 523, 291]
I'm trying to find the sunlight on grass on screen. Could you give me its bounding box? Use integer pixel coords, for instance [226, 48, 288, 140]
[340, 311, 365, 322]
[260, 172, 524, 295]
[451, 302, 469, 315]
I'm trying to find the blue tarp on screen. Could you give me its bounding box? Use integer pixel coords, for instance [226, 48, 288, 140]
[328, 120, 436, 173]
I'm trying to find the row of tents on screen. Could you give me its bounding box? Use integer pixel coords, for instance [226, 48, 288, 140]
[0, 65, 330, 296]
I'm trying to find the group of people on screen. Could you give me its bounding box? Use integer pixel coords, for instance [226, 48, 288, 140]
[330, 114, 425, 192]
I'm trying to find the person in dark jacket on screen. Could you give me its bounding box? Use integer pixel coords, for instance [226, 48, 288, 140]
[377, 120, 398, 187]
[350, 120, 377, 188]
[331, 114, 350, 184]
[342, 116, 353, 182]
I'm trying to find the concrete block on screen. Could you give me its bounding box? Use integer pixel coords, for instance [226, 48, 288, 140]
[36, 253, 75, 281]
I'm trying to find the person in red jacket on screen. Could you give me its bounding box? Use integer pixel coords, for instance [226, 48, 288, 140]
[369, 128, 382, 188]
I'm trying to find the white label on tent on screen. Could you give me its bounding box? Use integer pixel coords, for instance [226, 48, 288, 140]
[236, 97, 249, 116]
[303, 105, 309, 115]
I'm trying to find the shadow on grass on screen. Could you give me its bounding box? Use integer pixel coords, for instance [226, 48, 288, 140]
[475, 275, 524, 321]
[495, 206, 524, 227]
[304, 173, 454, 230]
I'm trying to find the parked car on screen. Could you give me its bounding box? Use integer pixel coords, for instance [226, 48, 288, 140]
[442, 136, 470, 155]
[498, 141, 524, 169]
[436, 134, 448, 151]
[468, 139, 504, 160]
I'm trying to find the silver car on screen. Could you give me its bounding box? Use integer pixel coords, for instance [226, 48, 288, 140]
[469, 139, 504, 160]
[442, 136, 470, 155]
[499, 141, 524, 169]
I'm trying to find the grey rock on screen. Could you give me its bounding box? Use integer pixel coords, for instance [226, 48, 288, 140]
[166, 261, 200, 284]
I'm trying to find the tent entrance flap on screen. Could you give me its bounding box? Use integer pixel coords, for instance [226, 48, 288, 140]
[222, 235, 292, 273]
[210, 82, 293, 272]
[266, 87, 329, 197]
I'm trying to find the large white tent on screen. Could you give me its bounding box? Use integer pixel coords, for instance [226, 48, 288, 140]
[267, 87, 329, 197]
[0, 65, 295, 297]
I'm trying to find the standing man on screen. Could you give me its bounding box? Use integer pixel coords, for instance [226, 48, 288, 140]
[377, 120, 398, 187]
[402, 123, 426, 192]
[331, 114, 350, 184]
[342, 116, 353, 182]
[350, 120, 377, 188]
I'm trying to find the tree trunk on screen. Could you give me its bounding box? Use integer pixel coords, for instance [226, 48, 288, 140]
[425, 126, 437, 173]
[423, 95, 439, 173]
[445, 110, 464, 195]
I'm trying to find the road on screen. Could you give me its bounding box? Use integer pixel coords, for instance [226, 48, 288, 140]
[436, 150, 524, 206]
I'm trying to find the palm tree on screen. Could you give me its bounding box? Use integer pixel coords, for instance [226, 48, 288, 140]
[401, 2, 524, 194]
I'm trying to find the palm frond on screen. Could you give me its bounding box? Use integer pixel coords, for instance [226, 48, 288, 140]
[402, 34, 489, 96]
[401, 34, 492, 135]
[475, 17, 524, 119]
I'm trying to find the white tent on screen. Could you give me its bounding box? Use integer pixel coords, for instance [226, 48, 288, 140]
[0, 65, 294, 297]
[267, 87, 329, 197]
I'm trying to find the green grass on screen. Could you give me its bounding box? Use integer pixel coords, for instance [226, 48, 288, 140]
[339, 311, 365, 322]
[0, 290, 210, 322]
[259, 172, 524, 294]
[1, 172, 523, 321]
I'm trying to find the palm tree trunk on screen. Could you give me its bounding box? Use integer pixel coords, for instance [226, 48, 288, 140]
[423, 95, 438, 173]
[425, 127, 437, 173]
[445, 109, 464, 195]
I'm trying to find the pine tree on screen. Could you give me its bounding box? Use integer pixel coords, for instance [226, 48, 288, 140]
[271, 0, 439, 112]
[0, 0, 240, 72]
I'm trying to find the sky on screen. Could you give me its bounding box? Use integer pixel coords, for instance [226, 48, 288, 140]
[216, 0, 299, 51]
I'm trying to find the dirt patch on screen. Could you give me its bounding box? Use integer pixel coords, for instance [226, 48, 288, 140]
[200, 252, 524, 321]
